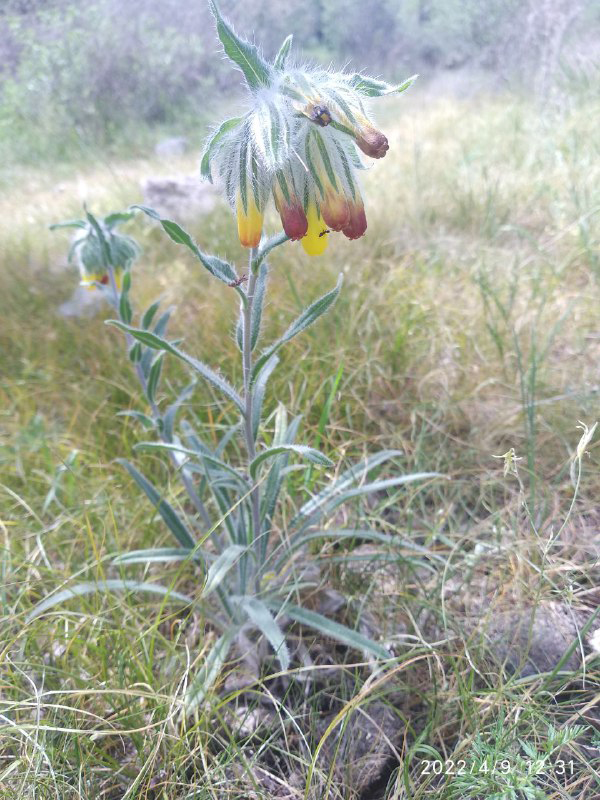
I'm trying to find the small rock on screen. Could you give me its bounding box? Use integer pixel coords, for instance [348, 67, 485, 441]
[482, 601, 586, 677]
[141, 175, 218, 220]
[154, 136, 189, 158]
[58, 285, 106, 318]
[317, 700, 400, 795]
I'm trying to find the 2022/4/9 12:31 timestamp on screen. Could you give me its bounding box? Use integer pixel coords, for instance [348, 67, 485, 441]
[419, 759, 575, 776]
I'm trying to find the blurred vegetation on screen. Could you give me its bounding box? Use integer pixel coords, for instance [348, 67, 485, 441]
[1, 0, 599, 165]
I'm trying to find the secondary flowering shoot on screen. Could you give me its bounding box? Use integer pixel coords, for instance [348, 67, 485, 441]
[201, 1, 416, 256]
[51, 211, 140, 290]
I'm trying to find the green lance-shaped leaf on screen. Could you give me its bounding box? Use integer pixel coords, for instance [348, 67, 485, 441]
[272, 528, 446, 574]
[106, 322, 244, 413]
[117, 459, 197, 550]
[250, 445, 333, 480]
[238, 597, 290, 671]
[208, 0, 272, 90]
[134, 442, 250, 492]
[252, 354, 279, 440]
[141, 300, 161, 330]
[146, 352, 164, 405]
[252, 275, 343, 382]
[273, 34, 293, 71]
[202, 544, 247, 598]
[113, 547, 201, 565]
[293, 449, 403, 524]
[260, 411, 302, 562]
[85, 207, 112, 267]
[276, 603, 390, 661]
[251, 261, 268, 350]
[26, 580, 193, 622]
[104, 210, 135, 229]
[201, 116, 245, 182]
[49, 219, 87, 231]
[348, 73, 418, 97]
[185, 631, 236, 711]
[119, 270, 133, 323]
[131, 205, 238, 287]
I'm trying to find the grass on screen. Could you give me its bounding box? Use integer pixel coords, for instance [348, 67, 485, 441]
[1, 85, 600, 798]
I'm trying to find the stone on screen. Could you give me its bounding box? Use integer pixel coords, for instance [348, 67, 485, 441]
[481, 601, 586, 677]
[141, 175, 219, 220]
[58, 285, 106, 318]
[154, 136, 189, 158]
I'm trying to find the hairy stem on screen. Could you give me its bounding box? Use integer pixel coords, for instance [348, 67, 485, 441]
[242, 249, 262, 585]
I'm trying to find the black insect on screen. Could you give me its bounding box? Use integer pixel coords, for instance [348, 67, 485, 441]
[228, 274, 248, 287]
[310, 105, 332, 127]
[318, 229, 331, 238]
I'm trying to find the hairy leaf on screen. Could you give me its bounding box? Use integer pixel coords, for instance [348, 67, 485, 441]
[107, 322, 244, 413]
[250, 445, 332, 480]
[209, 1, 272, 90]
[117, 459, 197, 550]
[252, 275, 342, 381]
[27, 580, 193, 622]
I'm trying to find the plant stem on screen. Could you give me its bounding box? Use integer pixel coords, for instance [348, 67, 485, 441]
[242, 249, 262, 583]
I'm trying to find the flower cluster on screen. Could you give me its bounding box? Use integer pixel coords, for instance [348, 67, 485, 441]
[51, 211, 140, 290]
[202, 2, 415, 256]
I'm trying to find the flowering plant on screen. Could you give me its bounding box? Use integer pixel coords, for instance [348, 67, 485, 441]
[33, 3, 431, 710]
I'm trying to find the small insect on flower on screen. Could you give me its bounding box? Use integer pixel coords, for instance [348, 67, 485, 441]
[319, 229, 331, 237]
[201, 1, 417, 255]
[309, 104, 332, 127]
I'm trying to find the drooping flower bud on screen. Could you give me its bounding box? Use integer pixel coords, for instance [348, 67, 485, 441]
[236, 191, 264, 249]
[342, 197, 367, 240]
[321, 186, 350, 232]
[273, 177, 308, 241]
[354, 121, 389, 159]
[301, 203, 329, 256]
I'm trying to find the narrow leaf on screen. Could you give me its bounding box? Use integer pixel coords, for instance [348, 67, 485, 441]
[26, 580, 193, 622]
[252, 275, 343, 381]
[201, 116, 244, 182]
[251, 261, 268, 350]
[239, 597, 290, 671]
[209, 0, 272, 90]
[107, 322, 244, 412]
[117, 459, 197, 550]
[202, 545, 246, 597]
[185, 632, 235, 711]
[113, 547, 201, 565]
[349, 73, 418, 97]
[252, 354, 279, 440]
[279, 603, 390, 660]
[273, 34, 293, 70]
[250, 445, 332, 480]
[131, 205, 238, 286]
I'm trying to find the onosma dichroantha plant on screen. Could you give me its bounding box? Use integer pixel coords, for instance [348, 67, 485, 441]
[32, 2, 433, 710]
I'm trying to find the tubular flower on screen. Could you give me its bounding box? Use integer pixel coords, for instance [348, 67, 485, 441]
[301, 203, 329, 257]
[202, 2, 416, 255]
[342, 196, 367, 240]
[273, 173, 308, 241]
[81, 268, 123, 291]
[236, 190, 264, 248]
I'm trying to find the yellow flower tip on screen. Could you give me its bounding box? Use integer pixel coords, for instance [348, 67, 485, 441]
[301, 203, 329, 256]
[236, 191, 263, 248]
[80, 269, 123, 290]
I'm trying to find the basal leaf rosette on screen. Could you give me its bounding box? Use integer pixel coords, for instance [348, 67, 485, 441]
[203, 1, 416, 256]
